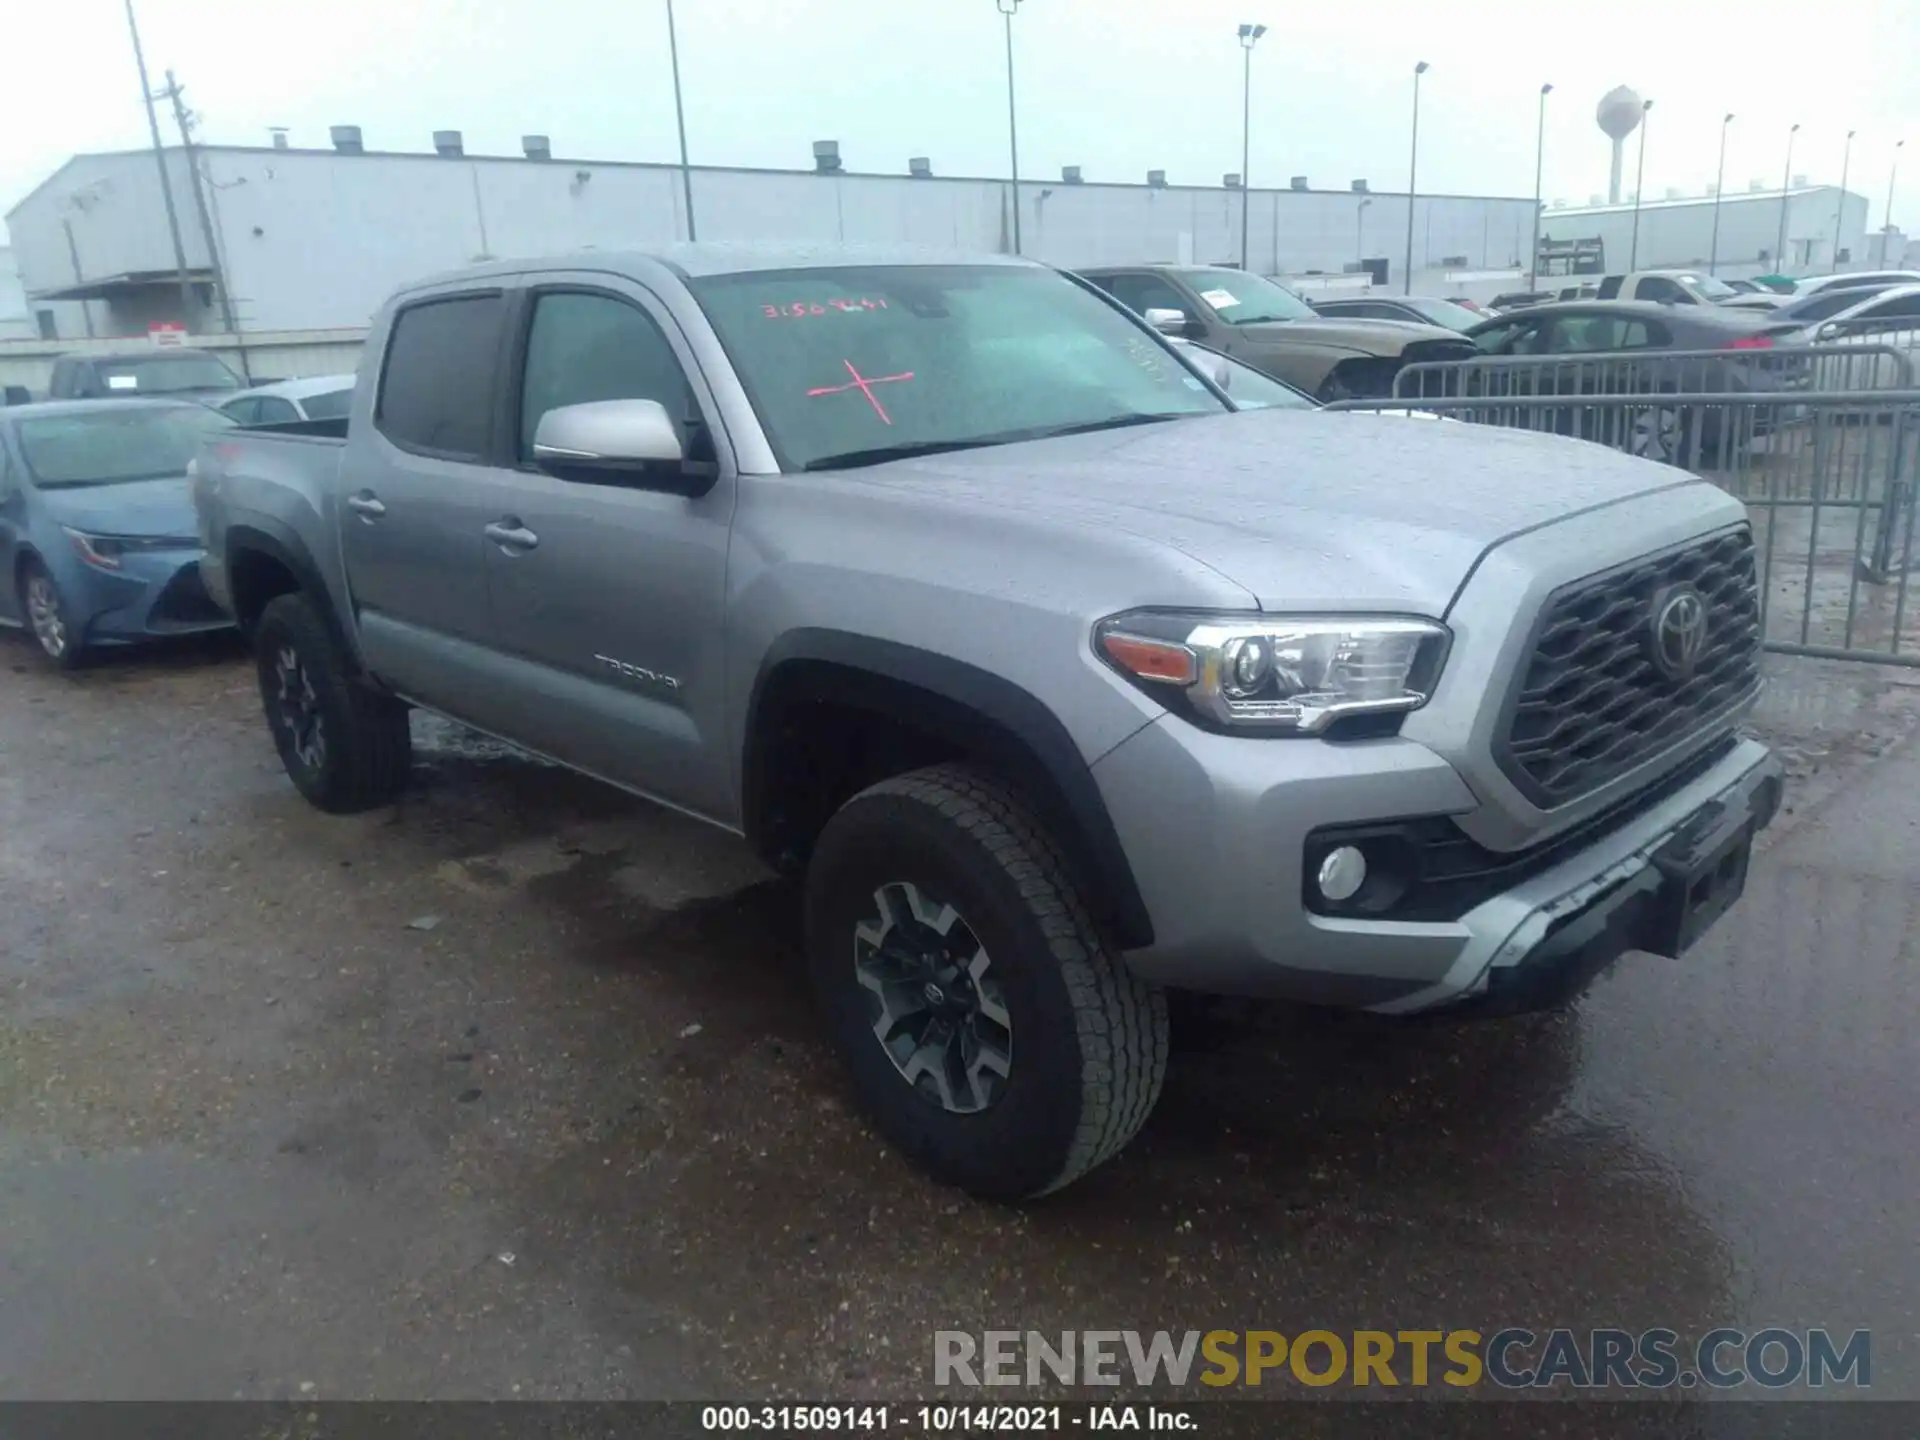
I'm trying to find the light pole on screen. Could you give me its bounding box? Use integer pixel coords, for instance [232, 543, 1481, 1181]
[1403, 60, 1428, 294]
[122, 0, 196, 327]
[1237, 23, 1266, 270]
[997, 0, 1024, 255]
[1628, 98, 1652, 270]
[1529, 82, 1552, 286]
[1777, 122, 1800, 268]
[1886, 141, 1906, 264]
[1834, 128, 1855, 266]
[664, 0, 696, 241]
[1709, 112, 1733, 274]
[1356, 197, 1372, 267]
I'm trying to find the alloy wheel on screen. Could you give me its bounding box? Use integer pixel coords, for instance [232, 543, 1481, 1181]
[24, 573, 67, 659]
[272, 644, 327, 772]
[853, 881, 1012, 1114]
[1631, 406, 1682, 462]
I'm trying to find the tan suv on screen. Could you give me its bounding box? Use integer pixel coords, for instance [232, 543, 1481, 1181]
[1079, 264, 1473, 401]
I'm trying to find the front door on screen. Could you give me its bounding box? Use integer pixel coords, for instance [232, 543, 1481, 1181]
[478, 280, 737, 823]
[339, 288, 525, 726]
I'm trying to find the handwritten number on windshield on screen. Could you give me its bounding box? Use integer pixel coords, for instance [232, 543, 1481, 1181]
[763, 298, 890, 318]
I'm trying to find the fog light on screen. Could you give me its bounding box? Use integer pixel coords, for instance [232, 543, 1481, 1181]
[1316, 845, 1368, 902]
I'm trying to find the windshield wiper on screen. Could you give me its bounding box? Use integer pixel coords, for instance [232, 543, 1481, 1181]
[800, 414, 1192, 472]
[801, 438, 1006, 472]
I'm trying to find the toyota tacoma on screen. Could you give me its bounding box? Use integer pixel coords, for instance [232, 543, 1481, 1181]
[192, 244, 1781, 1200]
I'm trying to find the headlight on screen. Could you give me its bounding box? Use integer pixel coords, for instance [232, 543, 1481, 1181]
[1095, 610, 1449, 735]
[63, 527, 198, 571]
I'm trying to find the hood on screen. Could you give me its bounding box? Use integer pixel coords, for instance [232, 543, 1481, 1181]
[35, 475, 198, 538]
[835, 409, 1701, 614]
[1237, 317, 1469, 356]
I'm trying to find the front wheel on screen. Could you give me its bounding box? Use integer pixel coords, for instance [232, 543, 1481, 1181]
[20, 559, 84, 670]
[253, 592, 412, 813]
[804, 764, 1168, 1200]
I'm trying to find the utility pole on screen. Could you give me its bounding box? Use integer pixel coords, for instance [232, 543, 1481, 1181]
[124, 0, 196, 329]
[998, 0, 1024, 255]
[161, 70, 250, 378]
[1834, 129, 1855, 267]
[664, 0, 697, 241]
[1403, 61, 1428, 294]
[1709, 113, 1733, 275]
[1529, 83, 1552, 286]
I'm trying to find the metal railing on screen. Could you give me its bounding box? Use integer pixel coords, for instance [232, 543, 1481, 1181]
[1325, 387, 1920, 668]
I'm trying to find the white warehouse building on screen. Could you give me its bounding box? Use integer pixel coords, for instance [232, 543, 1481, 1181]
[4, 130, 1538, 347]
[1540, 184, 1878, 278]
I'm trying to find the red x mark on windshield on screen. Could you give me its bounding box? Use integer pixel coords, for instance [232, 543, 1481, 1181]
[807, 359, 916, 425]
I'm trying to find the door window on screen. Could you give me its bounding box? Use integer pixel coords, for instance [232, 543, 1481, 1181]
[254, 396, 301, 424]
[1547, 316, 1658, 352]
[375, 293, 506, 460]
[1637, 277, 1691, 305]
[517, 291, 698, 460]
[220, 397, 260, 425]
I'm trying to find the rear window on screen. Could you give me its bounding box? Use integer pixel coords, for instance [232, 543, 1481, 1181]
[375, 294, 505, 458]
[92, 354, 240, 395]
[300, 386, 354, 421]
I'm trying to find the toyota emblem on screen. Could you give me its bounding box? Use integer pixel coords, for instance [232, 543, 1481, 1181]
[1648, 584, 1709, 679]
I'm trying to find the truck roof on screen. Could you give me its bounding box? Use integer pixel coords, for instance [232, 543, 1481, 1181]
[402, 242, 1042, 295]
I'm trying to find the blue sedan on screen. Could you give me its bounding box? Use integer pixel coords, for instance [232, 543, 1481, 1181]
[0, 399, 237, 668]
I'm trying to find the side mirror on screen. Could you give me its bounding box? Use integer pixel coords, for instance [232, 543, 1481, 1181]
[531, 398, 711, 494]
[1817, 322, 1842, 342]
[1143, 307, 1194, 338]
[2, 385, 29, 407]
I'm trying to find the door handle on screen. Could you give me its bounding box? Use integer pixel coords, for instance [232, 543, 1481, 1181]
[484, 521, 540, 552]
[346, 492, 386, 519]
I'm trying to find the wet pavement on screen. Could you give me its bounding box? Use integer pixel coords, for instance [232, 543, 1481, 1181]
[1, 635, 1917, 1408]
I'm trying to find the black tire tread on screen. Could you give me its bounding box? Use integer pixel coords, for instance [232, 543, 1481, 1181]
[257, 592, 411, 813]
[849, 763, 1168, 1195]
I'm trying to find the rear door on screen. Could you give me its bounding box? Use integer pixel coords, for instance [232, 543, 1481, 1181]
[475, 277, 737, 821]
[340, 286, 527, 725]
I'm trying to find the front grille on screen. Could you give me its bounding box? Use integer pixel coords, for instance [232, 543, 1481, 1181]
[1496, 526, 1760, 807]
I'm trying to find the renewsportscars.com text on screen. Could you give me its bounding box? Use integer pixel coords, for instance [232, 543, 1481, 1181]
[933, 1328, 1870, 1390]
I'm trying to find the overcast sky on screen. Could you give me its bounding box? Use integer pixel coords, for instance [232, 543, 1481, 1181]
[5, 0, 1916, 238]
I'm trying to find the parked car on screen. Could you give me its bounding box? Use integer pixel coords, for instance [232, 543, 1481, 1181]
[1595, 270, 1748, 306]
[46, 348, 243, 402]
[1762, 282, 1902, 329]
[1488, 290, 1555, 311]
[0, 399, 236, 667]
[193, 244, 1780, 1200]
[219, 374, 357, 426]
[1800, 284, 1920, 388]
[1784, 270, 1920, 299]
[1455, 300, 1809, 463]
[1308, 295, 1483, 333]
[1077, 264, 1473, 399]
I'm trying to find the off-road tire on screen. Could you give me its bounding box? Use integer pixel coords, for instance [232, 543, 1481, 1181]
[254, 592, 411, 813]
[805, 763, 1168, 1200]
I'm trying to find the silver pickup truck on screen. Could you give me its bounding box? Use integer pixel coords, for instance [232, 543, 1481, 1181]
[193, 244, 1782, 1200]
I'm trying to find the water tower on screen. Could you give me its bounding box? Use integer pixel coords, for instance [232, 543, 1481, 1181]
[1596, 86, 1644, 204]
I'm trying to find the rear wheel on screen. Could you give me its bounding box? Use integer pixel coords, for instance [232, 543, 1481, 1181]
[805, 764, 1168, 1200]
[254, 592, 412, 813]
[19, 560, 84, 671]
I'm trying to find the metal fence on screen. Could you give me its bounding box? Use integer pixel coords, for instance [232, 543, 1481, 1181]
[1328, 374, 1920, 668]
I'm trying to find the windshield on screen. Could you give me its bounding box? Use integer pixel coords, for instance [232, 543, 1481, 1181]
[95, 354, 242, 394]
[1406, 298, 1485, 332]
[18, 405, 235, 487]
[1172, 270, 1317, 324]
[1676, 274, 1737, 300]
[690, 265, 1227, 470]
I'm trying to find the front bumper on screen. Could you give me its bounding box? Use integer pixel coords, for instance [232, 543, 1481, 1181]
[69, 550, 233, 645]
[1092, 718, 1782, 1015]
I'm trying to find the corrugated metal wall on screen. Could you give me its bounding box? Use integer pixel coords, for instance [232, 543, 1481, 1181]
[9, 146, 1538, 335]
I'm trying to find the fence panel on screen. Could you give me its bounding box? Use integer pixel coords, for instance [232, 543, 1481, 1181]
[1327, 389, 1920, 667]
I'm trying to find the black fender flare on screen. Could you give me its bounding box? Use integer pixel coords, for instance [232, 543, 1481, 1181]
[224, 522, 360, 668]
[743, 630, 1155, 951]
